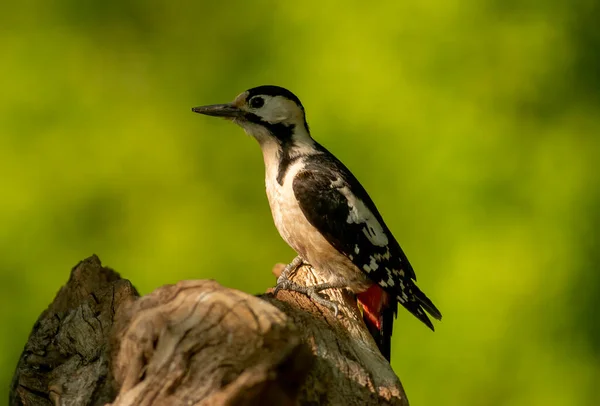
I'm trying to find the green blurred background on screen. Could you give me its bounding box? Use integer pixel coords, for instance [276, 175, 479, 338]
[2, 1, 599, 404]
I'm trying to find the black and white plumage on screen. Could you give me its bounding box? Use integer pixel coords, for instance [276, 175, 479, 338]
[193, 85, 442, 361]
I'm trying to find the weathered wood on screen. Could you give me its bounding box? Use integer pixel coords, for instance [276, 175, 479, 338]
[108, 279, 313, 406]
[11, 256, 407, 406]
[267, 263, 406, 405]
[10, 255, 139, 406]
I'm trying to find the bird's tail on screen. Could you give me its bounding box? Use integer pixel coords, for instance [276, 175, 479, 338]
[358, 283, 442, 360]
[402, 284, 442, 331]
[357, 285, 397, 362]
[364, 302, 397, 362]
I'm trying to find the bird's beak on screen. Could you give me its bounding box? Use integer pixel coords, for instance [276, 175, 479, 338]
[192, 103, 242, 118]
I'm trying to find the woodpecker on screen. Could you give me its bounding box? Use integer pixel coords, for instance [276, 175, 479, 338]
[192, 85, 441, 361]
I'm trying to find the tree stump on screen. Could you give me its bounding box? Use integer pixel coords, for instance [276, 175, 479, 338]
[10, 256, 408, 406]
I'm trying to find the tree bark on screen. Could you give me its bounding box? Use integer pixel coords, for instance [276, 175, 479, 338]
[10, 255, 408, 406]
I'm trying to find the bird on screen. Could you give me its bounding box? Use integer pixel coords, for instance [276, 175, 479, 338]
[192, 85, 441, 361]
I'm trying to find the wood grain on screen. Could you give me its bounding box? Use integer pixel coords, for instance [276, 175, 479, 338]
[10, 256, 408, 406]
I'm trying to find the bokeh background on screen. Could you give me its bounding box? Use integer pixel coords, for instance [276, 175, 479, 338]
[2, 1, 599, 404]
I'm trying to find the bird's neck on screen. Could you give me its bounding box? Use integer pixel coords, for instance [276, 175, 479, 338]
[261, 127, 322, 186]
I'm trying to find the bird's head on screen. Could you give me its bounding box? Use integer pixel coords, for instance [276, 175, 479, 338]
[192, 85, 310, 146]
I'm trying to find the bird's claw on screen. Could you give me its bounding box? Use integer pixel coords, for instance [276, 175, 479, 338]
[274, 256, 304, 296]
[274, 257, 343, 318]
[306, 286, 340, 317]
[275, 280, 341, 318]
[309, 293, 341, 318]
[273, 278, 299, 296]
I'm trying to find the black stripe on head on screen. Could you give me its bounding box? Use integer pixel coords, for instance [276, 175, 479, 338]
[246, 85, 304, 111]
[245, 112, 299, 185]
[244, 86, 311, 185]
[244, 112, 296, 143]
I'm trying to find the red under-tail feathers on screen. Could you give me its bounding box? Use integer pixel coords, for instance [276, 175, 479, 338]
[358, 283, 442, 361]
[356, 284, 396, 361]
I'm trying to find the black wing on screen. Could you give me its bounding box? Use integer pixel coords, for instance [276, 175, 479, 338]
[293, 152, 415, 287]
[293, 151, 441, 328]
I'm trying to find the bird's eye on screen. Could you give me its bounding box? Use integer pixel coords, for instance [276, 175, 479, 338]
[249, 97, 265, 109]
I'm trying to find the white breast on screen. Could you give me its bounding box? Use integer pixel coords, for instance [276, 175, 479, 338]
[264, 153, 306, 246]
[262, 145, 370, 292]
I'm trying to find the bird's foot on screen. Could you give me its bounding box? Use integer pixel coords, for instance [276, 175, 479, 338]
[273, 256, 305, 296]
[275, 277, 345, 317]
[305, 283, 342, 317]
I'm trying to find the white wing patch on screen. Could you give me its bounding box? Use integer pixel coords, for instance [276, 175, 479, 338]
[382, 267, 396, 287]
[331, 178, 389, 247]
[386, 274, 395, 287]
[392, 268, 405, 277]
[362, 249, 392, 273]
[362, 255, 380, 273]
